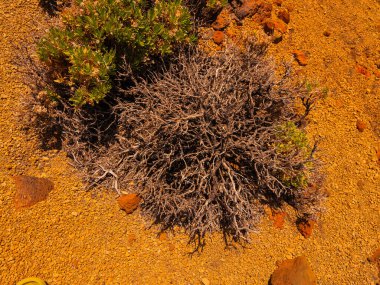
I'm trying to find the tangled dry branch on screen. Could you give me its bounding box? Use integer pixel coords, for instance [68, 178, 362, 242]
[84, 45, 323, 246]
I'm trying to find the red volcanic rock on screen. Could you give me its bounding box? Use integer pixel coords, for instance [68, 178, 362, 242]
[272, 211, 287, 229]
[270, 256, 317, 285]
[13, 175, 53, 209]
[117, 193, 141, 214]
[213, 31, 225, 45]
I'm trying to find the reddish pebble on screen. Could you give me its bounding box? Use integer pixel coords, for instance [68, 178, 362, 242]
[158, 232, 168, 241]
[292, 50, 308, 66]
[213, 31, 225, 45]
[355, 64, 371, 77]
[127, 233, 137, 245]
[356, 120, 366, 132]
[272, 211, 287, 229]
[117, 193, 141, 214]
[296, 219, 315, 238]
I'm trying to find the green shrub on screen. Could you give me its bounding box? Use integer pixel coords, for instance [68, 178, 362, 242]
[38, 0, 195, 106]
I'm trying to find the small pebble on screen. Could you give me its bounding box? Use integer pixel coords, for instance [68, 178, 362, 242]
[212, 31, 225, 45]
[356, 120, 366, 132]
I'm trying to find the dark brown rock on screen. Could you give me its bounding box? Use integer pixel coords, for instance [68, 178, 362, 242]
[263, 18, 276, 33]
[252, 2, 273, 23]
[269, 256, 317, 285]
[13, 175, 53, 209]
[235, 0, 260, 19]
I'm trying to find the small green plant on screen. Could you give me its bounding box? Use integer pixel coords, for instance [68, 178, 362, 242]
[275, 122, 312, 189]
[275, 122, 309, 154]
[38, 0, 195, 106]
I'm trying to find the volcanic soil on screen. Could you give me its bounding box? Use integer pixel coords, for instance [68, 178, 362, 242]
[0, 0, 379, 284]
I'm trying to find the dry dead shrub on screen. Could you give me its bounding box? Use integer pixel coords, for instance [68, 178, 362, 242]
[72, 44, 324, 247]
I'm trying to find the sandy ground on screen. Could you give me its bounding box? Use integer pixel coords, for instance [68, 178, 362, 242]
[0, 0, 379, 284]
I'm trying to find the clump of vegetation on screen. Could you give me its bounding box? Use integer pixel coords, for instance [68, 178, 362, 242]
[37, 0, 195, 106]
[19, 0, 325, 248]
[56, 44, 325, 247]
